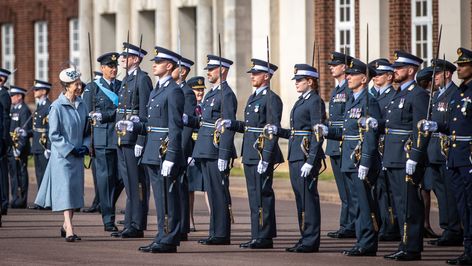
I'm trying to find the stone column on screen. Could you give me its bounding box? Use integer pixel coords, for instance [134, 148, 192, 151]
[196, 0, 213, 76]
[115, 0, 130, 49]
[155, 0, 171, 47]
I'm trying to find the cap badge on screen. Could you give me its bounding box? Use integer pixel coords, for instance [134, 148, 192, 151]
[394, 52, 398, 60]
[293, 67, 298, 74]
[198, 79, 203, 85]
[457, 48, 463, 57]
[111, 54, 117, 61]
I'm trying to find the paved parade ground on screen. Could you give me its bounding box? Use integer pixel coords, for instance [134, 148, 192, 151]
[0, 175, 463, 266]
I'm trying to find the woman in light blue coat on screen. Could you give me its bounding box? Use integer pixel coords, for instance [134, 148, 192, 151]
[35, 67, 90, 242]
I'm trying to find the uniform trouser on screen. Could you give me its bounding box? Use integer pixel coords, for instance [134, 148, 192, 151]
[289, 160, 321, 249]
[243, 163, 276, 240]
[345, 171, 379, 250]
[94, 148, 119, 226]
[426, 163, 462, 239]
[117, 145, 148, 230]
[8, 150, 28, 208]
[145, 164, 181, 246]
[33, 153, 48, 191]
[330, 156, 355, 233]
[200, 159, 231, 239]
[1, 150, 9, 211]
[376, 169, 400, 237]
[91, 163, 100, 208]
[386, 167, 425, 253]
[449, 166, 472, 255]
[179, 169, 190, 235]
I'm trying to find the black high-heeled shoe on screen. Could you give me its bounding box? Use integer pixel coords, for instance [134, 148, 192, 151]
[73, 234, 81, 241]
[60, 227, 66, 238]
[65, 235, 75, 242]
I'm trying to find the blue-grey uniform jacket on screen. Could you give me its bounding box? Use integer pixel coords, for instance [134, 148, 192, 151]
[229, 87, 284, 165]
[83, 77, 122, 149]
[188, 81, 238, 161]
[10, 103, 32, 153]
[115, 68, 152, 146]
[278, 90, 325, 165]
[31, 98, 51, 153]
[0, 87, 11, 146]
[180, 81, 197, 159]
[326, 80, 350, 156]
[134, 78, 184, 167]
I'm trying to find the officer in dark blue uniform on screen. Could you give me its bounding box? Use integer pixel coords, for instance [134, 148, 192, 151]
[317, 59, 382, 256]
[422, 47, 472, 265]
[326, 52, 356, 238]
[377, 51, 428, 261]
[112, 42, 152, 238]
[130, 46, 184, 253]
[171, 56, 197, 241]
[0, 68, 11, 215]
[0, 100, 3, 225]
[219, 58, 283, 249]
[8, 86, 32, 209]
[424, 59, 463, 246]
[30, 80, 51, 208]
[368, 59, 400, 241]
[184, 54, 238, 245]
[268, 64, 325, 252]
[83, 52, 123, 232]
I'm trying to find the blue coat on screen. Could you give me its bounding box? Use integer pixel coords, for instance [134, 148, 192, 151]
[326, 81, 350, 156]
[35, 93, 90, 211]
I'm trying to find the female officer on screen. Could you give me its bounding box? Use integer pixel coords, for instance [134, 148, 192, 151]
[268, 64, 325, 253]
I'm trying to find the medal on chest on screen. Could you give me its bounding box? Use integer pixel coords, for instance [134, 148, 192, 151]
[461, 97, 471, 116]
[437, 102, 448, 112]
[349, 108, 362, 119]
[334, 93, 346, 103]
[398, 98, 405, 109]
[254, 104, 260, 113]
[210, 98, 215, 107]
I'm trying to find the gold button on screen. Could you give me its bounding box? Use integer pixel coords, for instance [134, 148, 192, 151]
[452, 130, 456, 134]
[461, 93, 464, 97]
[453, 118, 457, 121]
[453, 144, 457, 148]
[457, 105, 461, 108]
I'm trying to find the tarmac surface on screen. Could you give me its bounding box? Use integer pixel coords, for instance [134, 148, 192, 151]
[0, 172, 462, 265]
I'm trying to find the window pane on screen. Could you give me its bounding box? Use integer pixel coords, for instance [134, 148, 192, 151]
[422, 1, 427, 16]
[340, 7, 345, 22]
[422, 25, 427, 40]
[346, 30, 350, 44]
[416, 1, 421, 17]
[346, 7, 350, 21]
[423, 43, 427, 57]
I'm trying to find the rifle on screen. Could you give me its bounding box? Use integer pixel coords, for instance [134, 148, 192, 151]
[87, 33, 96, 166]
[213, 34, 224, 148]
[116, 31, 130, 146]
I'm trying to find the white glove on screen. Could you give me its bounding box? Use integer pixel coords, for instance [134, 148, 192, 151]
[187, 157, 195, 166]
[300, 163, 313, 178]
[129, 115, 140, 123]
[90, 112, 102, 122]
[134, 144, 143, 157]
[43, 149, 51, 159]
[16, 128, 27, 137]
[218, 159, 228, 172]
[406, 159, 417, 175]
[314, 124, 328, 137]
[182, 114, 188, 125]
[117, 120, 134, 132]
[13, 148, 21, 157]
[216, 119, 231, 131]
[257, 160, 269, 174]
[358, 165, 369, 180]
[366, 117, 378, 129]
[161, 160, 174, 176]
[265, 124, 278, 135]
[421, 120, 438, 132]
[115, 121, 125, 131]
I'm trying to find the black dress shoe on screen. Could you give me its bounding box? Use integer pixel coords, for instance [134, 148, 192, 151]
[423, 227, 440, 238]
[292, 245, 318, 253]
[198, 237, 211, 244]
[384, 250, 403, 259]
[139, 242, 156, 252]
[344, 247, 376, 256]
[384, 250, 421, 261]
[446, 253, 472, 265]
[104, 224, 119, 232]
[120, 227, 144, 238]
[180, 233, 188, 241]
[111, 229, 126, 238]
[199, 237, 230, 245]
[248, 239, 273, 249]
[428, 237, 463, 246]
[327, 230, 341, 238]
[336, 231, 356, 239]
[0, 209, 7, 215]
[150, 243, 177, 253]
[240, 239, 256, 248]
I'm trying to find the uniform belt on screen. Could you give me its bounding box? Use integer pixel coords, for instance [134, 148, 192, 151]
[117, 108, 139, 115]
[431, 132, 441, 138]
[147, 126, 169, 133]
[33, 127, 47, 133]
[200, 121, 215, 128]
[291, 129, 312, 136]
[245, 126, 263, 133]
[343, 135, 361, 141]
[329, 121, 343, 127]
[451, 135, 472, 142]
[385, 128, 413, 135]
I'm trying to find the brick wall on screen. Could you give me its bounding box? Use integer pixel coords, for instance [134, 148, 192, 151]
[389, 0, 411, 60]
[314, 0, 335, 102]
[0, 0, 78, 103]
